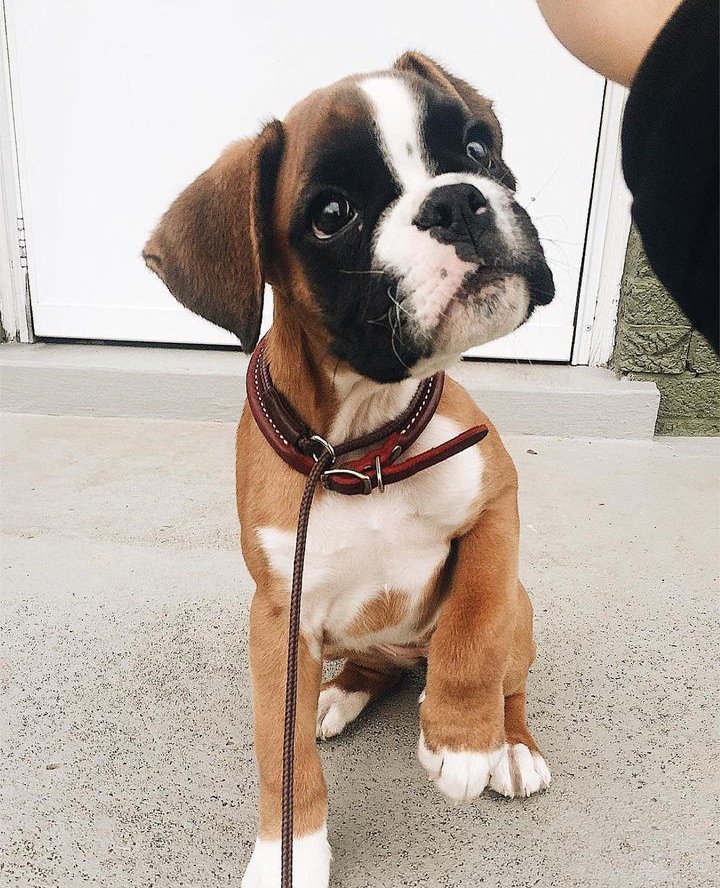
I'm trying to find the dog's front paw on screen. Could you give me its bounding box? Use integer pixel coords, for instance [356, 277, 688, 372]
[316, 685, 370, 740]
[489, 742, 551, 798]
[242, 827, 331, 888]
[418, 730, 505, 804]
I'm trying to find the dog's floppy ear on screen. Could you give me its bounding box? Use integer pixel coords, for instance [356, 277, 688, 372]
[394, 52, 510, 166]
[143, 119, 284, 353]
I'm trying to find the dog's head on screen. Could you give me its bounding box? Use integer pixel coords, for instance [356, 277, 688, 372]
[143, 52, 554, 382]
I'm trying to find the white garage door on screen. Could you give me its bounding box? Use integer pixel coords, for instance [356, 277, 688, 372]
[6, 0, 605, 361]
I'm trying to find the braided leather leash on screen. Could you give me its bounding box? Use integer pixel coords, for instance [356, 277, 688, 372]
[281, 452, 329, 887]
[245, 341, 488, 887]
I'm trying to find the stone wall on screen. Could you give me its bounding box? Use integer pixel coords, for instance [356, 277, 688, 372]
[611, 227, 720, 435]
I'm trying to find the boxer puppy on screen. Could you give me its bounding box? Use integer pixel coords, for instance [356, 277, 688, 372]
[144, 52, 555, 888]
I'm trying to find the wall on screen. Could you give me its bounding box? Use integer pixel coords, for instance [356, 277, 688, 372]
[611, 227, 720, 435]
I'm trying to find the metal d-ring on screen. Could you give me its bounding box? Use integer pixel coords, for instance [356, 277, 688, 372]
[308, 434, 336, 465]
[375, 456, 385, 493]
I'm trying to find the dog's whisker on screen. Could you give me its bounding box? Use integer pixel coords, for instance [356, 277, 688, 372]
[331, 356, 342, 389]
[526, 155, 568, 204]
[538, 237, 576, 247]
[386, 287, 412, 319]
[387, 287, 433, 345]
[387, 306, 411, 371]
[338, 268, 394, 277]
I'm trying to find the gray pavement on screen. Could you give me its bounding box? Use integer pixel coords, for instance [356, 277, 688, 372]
[1, 413, 718, 888]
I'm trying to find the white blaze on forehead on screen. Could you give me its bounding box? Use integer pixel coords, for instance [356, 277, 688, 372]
[360, 75, 431, 189]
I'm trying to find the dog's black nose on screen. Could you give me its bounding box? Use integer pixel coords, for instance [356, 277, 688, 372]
[413, 183, 490, 237]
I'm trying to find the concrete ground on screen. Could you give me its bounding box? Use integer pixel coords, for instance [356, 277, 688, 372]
[1, 413, 718, 888]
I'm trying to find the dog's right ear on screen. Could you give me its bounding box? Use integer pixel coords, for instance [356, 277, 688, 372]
[142, 120, 284, 353]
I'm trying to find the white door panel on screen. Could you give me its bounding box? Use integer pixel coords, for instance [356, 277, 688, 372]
[8, 0, 604, 359]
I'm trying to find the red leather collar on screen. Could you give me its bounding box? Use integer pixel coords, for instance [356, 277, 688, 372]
[246, 339, 488, 496]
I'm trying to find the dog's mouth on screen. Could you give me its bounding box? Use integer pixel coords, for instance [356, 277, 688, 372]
[457, 264, 512, 297]
[456, 255, 555, 309]
[418, 262, 534, 360]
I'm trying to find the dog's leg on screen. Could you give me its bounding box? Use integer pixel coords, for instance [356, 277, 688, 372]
[316, 659, 403, 740]
[418, 489, 547, 804]
[488, 582, 552, 797]
[485, 685, 552, 798]
[242, 592, 331, 888]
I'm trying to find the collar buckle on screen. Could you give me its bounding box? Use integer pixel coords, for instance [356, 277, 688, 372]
[321, 468, 372, 495]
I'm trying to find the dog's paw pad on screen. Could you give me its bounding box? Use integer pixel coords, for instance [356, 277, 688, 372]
[418, 730, 505, 804]
[316, 686, 370, 740]
[489, 742, 551, 798]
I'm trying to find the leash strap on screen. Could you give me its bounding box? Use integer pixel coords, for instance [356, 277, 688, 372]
[281, 452, 332, 888]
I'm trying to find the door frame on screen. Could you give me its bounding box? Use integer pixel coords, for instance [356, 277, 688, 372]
[571, 81, 632, 366]
[0, 0, 631, 362]
[0, 0, 31, 342]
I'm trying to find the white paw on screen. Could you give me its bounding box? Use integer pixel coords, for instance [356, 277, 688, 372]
[489, 742, 552, 798]
[418, 730, 505, 804]
[241, 827, 331, 888]
[316, 685, 370, 740]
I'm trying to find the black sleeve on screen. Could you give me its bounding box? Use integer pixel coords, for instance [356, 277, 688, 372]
[621, 0, 719, 351]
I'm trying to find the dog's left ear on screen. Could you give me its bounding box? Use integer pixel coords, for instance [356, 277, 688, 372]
[394, 51, 515, 188]
[143, 119, 284, 353]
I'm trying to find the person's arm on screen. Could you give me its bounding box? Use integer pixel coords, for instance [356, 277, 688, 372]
[537, 0, 719, 350]
[535, 0, 683, 85]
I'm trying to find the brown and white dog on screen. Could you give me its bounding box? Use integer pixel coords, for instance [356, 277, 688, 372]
[143, 52, 555, 888]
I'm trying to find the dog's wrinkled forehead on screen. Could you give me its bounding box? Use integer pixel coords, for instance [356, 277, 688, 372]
[358, 75, 432, 188]
[360, 73, 501, 189]
[279, 71, 507, 216]
[279, 78, 399, 222]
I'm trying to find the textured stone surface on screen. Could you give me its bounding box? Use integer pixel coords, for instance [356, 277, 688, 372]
[1, 414, 719, 888]
[619, 281, 691, 327]
[656, 415, 720, 435]
[613, 324, 691, 374]
[651, 373, 720, 419]
[630, 373, 720, 436]
[688, 332, 720, 375]
[613, 227, 719, 435]
[617, 231, 691, 329]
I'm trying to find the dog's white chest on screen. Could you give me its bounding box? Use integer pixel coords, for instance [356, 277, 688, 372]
[257, 415, 482, 649]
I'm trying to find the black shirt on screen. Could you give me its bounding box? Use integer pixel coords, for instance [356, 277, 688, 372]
[622, 0, 719, 350]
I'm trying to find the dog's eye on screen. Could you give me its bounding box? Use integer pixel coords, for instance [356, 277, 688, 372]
[466, 140, 491, 167]
[310, 191, 358, 239]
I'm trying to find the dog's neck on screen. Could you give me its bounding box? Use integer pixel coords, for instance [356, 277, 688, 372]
[265, 302, 417, 443]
